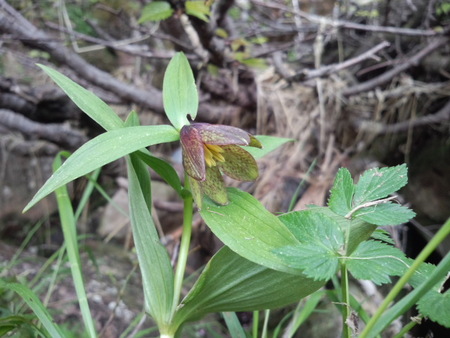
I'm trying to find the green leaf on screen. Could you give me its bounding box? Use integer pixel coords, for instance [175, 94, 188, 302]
[241, 58, 268, 69]
[274, 211, 345, 281]
[243, 135, 293, 159]
[24, 125, 179, 212]
[163, 52, 198, 130]
[371, 229, 395, 245]
[173, 246, 324, 326]
[138, 1, 174, 23]
[37, 64, 124, 131]
[185, 1, 211, 22]
[222, 312, 246, 338]
[199, 188, 302, 275]
[127, 154, 174, 326]
[136, 151, 182, 196]
[0, 279, 64, 338]
[328, 168, 354, 216]
[417, 290, 450, 328]
[353, 164, 408, 206]
[354, 202, 415, 225]
[346, 241, 407, 285]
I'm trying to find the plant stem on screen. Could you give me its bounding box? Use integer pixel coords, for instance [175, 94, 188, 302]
[172, 178, 194, 313]
[360, 217, 450, 337]
[341, 263, 351, 338]
[253, 311, 259, 338]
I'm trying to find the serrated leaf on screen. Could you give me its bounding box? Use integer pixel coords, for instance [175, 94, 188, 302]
[173, 246, 324, 326]
[186, 1, 211, 22]
[200, 188, 302, 275]
[347, 240, 408, 285]
[353, 164, 408, 206]
[328, 168, 355, 216]
[371, 229, 395, 245]
[243, 135, 293, 159]
[274, 211, 345, 281]
[163, 52, 198, 130]
[24, 125, 179, 212]
[417, 290, 450, 328]
[38, 64, 124, 131]
[139, 1, 174, 23]
[354, 202, 416, 225]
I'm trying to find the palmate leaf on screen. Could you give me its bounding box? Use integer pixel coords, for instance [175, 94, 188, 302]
[274, 211, 345, 281]
[328, 168, 354, 216]
[172, 246, 324, 328]
[163, 52, 198, 130]
[354, 202, 416, 226]
[353, 164, 408, 206]
[23, 125, 179, 212]
[417, 290, 450, 328]
[346, 240, 408, 285]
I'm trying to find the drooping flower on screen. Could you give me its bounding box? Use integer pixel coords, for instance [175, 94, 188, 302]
[180, 123, 262, 207]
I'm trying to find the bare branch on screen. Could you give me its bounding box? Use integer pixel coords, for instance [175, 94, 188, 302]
[342, 36, 449, 97]
[288, 41, 391, 82]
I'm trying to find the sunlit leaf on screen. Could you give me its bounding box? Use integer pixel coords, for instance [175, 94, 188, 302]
[163, 53, 198, 130]
[186, 1, 211, 22]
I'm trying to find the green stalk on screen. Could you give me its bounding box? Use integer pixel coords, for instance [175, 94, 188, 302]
[53, 153, 97, 338]
[253, 311, 259, 338]
[340, 263, 351, 338]
[360, 217, 450, 337]
[172, 177, 194, 313]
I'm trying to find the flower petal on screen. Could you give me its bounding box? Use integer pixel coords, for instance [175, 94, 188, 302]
[201, 166, 228, 205]
[180, 125, 206, 181]
[188, 176, 204, 209]
[219, 145, 259, 181]
[194, 123, 251, 146]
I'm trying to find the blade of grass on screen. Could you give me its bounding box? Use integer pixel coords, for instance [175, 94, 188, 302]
[222, 312, 246, 338]
[74, 168, 102, 221]
[0, 279, 64, 338]
[53, 152, 97, 338]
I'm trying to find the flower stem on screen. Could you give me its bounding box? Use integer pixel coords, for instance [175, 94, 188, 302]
[172, 177, 193, 314]
[341, 263, 352, 338]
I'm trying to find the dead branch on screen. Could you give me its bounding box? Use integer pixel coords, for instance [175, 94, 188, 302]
[354, 99, 450, 134]
[288, 41, 391, 82]
[0, 108, 87, 148]
[342, 36, 450, 97]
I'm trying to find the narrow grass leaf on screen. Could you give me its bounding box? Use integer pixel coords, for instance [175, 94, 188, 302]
[52, 154, 97, 338]
[222, 312, 246, 338]
[0, 280, 64, 338]
[127, 154, 174, 326]
[353, 164, 408, 206]
[200, 188, 302, 275]
[24, 125, 179, 212]
[354, 202, 415, 226]
[328, 168, 354, 216]
[163, 52, 198, 130]
[37, 64, 124, 131]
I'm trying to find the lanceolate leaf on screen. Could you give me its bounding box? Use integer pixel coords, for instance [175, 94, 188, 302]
[346, 240, 407, 285]
[173, 246, 324, 327]
[24, 125, 179, 212]
[163, 52, 198, 130]
[127, 154, 174, 326]
[354, 202, 415, 226]
[353, 164, 408, 206]
[199, 188, 302, 275]
[37, 64, 124, 131]
[328, 168, 354, 216]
